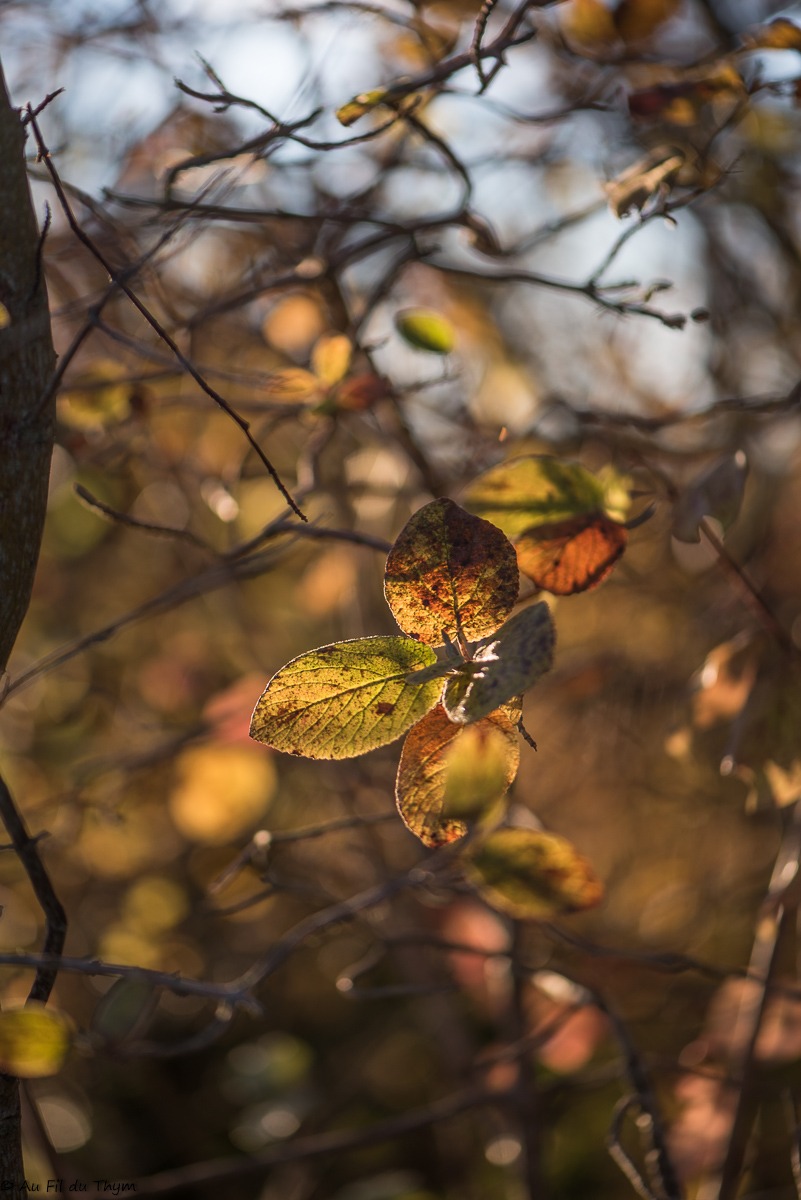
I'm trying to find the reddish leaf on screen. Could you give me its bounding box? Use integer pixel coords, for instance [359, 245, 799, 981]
[515, 513, 627, 595]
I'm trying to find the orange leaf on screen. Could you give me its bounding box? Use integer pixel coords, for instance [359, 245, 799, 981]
[515, 514, 627, 595]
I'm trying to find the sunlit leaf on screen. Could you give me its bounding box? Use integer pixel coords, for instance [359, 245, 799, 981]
[464, 456, 628, 539]
[396, 704, 519, 846]
[384, 499, 519, 646]
[0, 1005, 73, 1078]
[395, 308, 455, 354]
[312, 334, 352, 387]
[515, 514, 627, 594]
[443, 602, 555, 724]
[672, 451, 748, 544]
[336, 89, 388, 127]
[743, 18, 801, 52]
[250, 637, 446, 759]
[466, 828, 603, 919]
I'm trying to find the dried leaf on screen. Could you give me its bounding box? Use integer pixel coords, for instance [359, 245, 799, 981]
[396, 704, 519, 846]
[336, 88, 388, 127]
[442, 602, 555, 724]
[395, 308, 455, 354]
[604, 148, 686, 218]
[467, 827, 603, 919]
[250, 637, 445, 760]
[384, 499, 519, 647]
[742, 19, 801, 52]
[0, 1005, 73, 1078]
[515, 513, 627, 594]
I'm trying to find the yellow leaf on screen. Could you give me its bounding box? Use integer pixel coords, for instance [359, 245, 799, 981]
[396, 705, 519, 846]
[336, 89, 388, 127]
[312, 334, 352, 387]
[743, 18, 801, 52]
[265, 368, 321, 403]
[0, 1005, 73, 1078]
[384, 499, 519, 647]
[250, 637, 446, 760]
[170, 743, 276, 844]
[467, 828, 603, 919]
[59, 360, 133, 430]
[395, 308, 455, 354]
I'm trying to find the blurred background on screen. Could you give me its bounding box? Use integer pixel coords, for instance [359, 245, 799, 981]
[3, 0, 801, 1195]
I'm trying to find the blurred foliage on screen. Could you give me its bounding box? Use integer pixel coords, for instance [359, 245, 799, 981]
[3, 0, 801, 1196]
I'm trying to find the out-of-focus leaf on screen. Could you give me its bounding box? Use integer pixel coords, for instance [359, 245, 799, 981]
[0, 1006, 73, 1078]
[384, 499, 519, 646]
[672, 451, 748, 544]
[467, 828, 603, 919]
[742, 18, 801, 52]
[250, 637, 445, 759]
[465, 455, 629, 538]
[395, 308, 455, 354]
[91, 980, 158, 1045]
[265, 368, 320, 403]
[615, 0, 680, 42]
[515, 513, 627, 594]
[396, 704, 519, 846]
[59, 360, 134, 430]
[336, 89, 388, 127]
[170, 743, 276, 844]
[604, 147, 686, 218]
[628, 65, 745, 125]
[443, 602, 555, 724]
[334, 372, 387, 411]
[312, 334, 352, 387]
[560, 0, 678, 51]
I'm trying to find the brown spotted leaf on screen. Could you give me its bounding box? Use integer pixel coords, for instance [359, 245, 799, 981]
[250, 637, 446, 760]
[384, 499, 519, 647]
[515, 514, 627, 594]
[442, 602, 555, 724]
[467, 828, 603, 919]
[396, 704, 519, 847]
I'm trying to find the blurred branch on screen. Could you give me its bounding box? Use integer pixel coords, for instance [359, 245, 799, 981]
[26, 106, 307, 521]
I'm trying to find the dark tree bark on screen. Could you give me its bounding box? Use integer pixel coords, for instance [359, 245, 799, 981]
[0, 62, 57, 1188]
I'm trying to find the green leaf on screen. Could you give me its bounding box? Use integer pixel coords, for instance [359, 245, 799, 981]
[442, 602, 555, 724]
[466, 828, 603, 919]
[396, 704, 519, 847]
[395, 309, 455, 354]
[384, 499, 519, 646]
[91, 980, 158, 1045]
[464, 455, 629, 539]
[250, 637, 445, 760]
[0, 1005, 73, 1078]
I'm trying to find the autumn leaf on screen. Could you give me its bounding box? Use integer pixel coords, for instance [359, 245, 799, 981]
[396, 704, 519, 846]
[250, 637, 446, 759]
[384, 499, 519, 647]
[0, 1006, 73, 1078]
[336, 88, 388, 127]
[515, 514, 627, 595]
[467, 828, 603, 919]
[604, 147, 686, 218]
[742, 19, 801, 52]
[443, 602, 555, 724]
[312, 334, 352, 387]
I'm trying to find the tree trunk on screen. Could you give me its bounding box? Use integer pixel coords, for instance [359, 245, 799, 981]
[0, 61, 58, 1189]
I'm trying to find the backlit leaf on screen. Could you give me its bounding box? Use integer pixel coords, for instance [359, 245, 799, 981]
[515, 514, 627, 594]
[395, 309, 455, 354]
[336, 89, 388, 127]
[467, 828, 603, 919]
[384, 499, 519, 646]
[396, 705, 519, 847]
[250, 637, 445, 760]
[265, 368, 321, 403]
[443, 602, 555, 724]
[465, 456, 628, 539]
[0, 1005, 73, 1078]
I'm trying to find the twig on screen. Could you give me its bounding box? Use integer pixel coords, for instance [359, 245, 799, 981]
[607, 1096, 661, 1200]
[0, 775, 65, 1004]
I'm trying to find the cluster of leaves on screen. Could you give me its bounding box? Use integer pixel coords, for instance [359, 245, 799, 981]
[250, 454, 629, 925]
